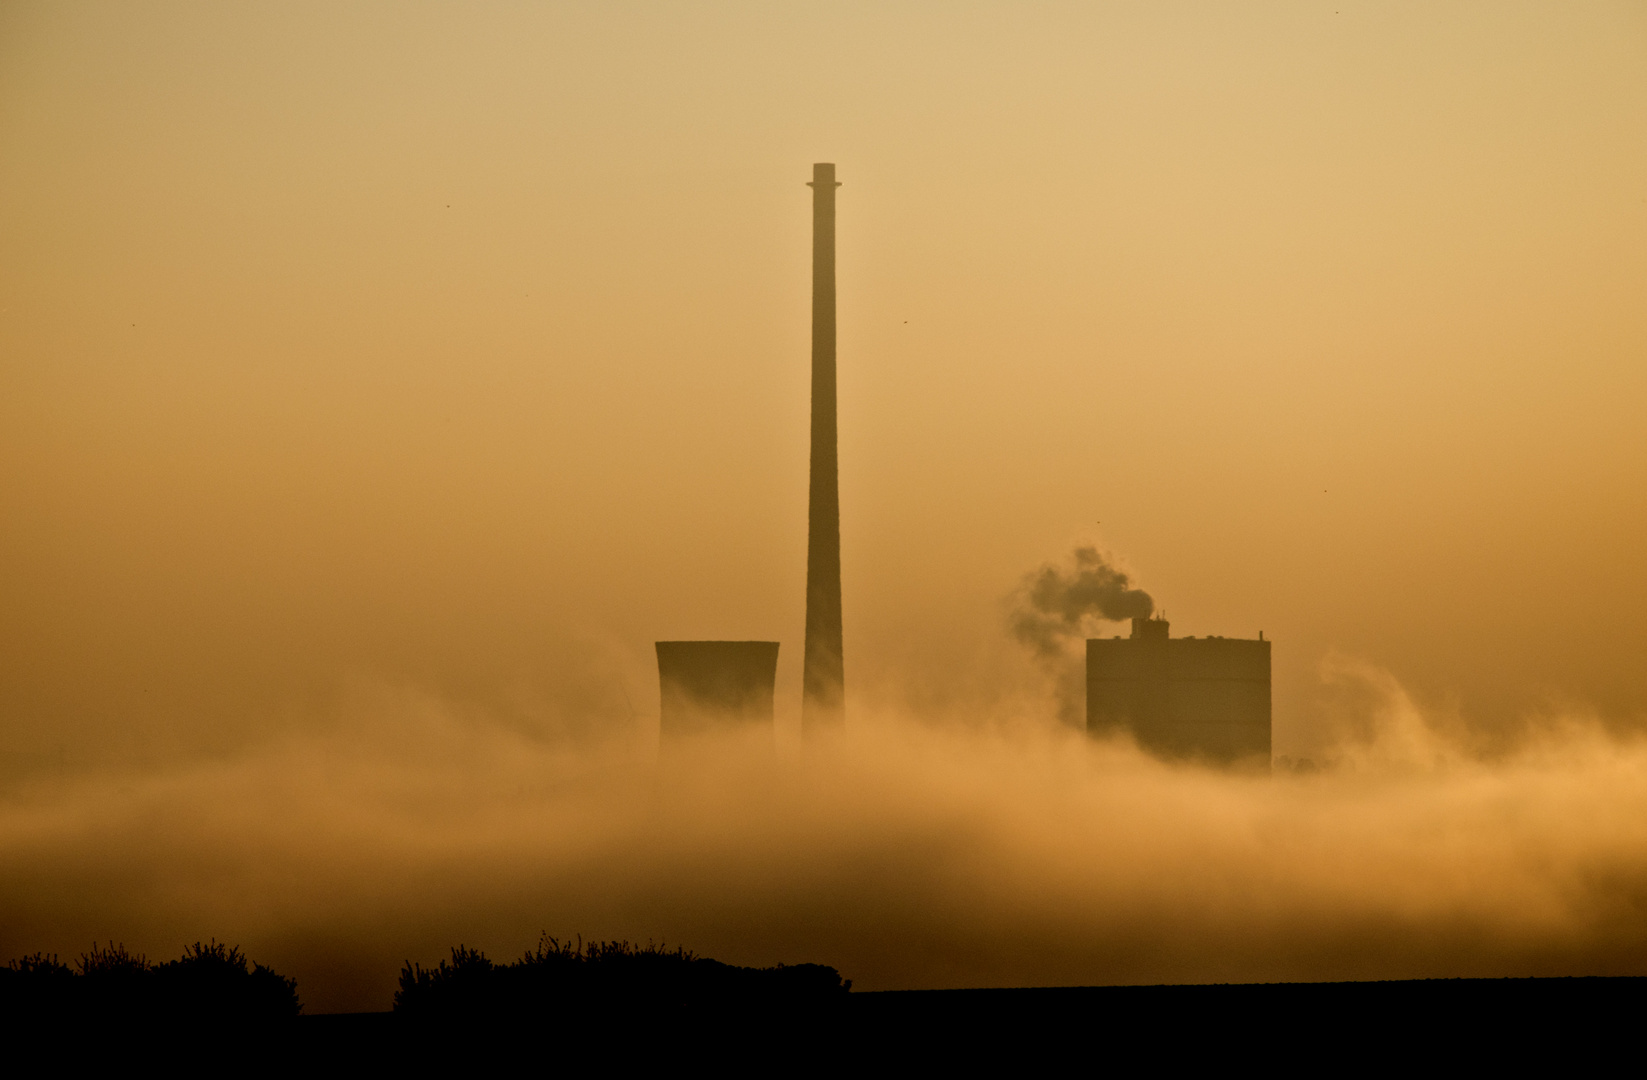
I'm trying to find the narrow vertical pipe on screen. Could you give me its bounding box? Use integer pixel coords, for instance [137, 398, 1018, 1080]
[803, 163, 844, 732]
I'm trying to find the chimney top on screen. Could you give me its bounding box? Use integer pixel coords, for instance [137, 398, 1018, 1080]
[1130, 617, 1170, 642]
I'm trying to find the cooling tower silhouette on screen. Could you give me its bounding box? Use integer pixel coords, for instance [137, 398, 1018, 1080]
[655, 641, 780, 738]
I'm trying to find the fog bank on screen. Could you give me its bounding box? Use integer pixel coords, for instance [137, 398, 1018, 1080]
[3, 664, 1646, 1013]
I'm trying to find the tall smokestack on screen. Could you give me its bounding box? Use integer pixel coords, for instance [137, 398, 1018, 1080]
[803, 163, 844, 732]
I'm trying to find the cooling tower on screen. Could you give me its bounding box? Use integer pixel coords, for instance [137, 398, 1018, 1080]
[655, 641, 780, 738]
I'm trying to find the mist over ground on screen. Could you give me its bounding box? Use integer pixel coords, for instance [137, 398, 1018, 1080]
[3, 2, 1646, 1016]
[4, 661, 1645, 1014]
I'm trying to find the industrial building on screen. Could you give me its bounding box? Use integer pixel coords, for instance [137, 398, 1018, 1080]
[655, 641, 780, 738]
[1087, 618, 1270, 766]
[653, 164, 844, 743]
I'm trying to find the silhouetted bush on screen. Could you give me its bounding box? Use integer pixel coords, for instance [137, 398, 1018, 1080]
[153, 941, 302, 1022]
[395, 935, 848, 1022]
[0, 940, 299, 1027]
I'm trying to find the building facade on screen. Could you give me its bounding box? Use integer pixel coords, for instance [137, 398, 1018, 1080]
[1087, 618, 1270, 765]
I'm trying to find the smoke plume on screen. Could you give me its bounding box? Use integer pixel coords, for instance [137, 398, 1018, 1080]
[1009, 545, 1154, 722]
[1010, 546, 1154, 659]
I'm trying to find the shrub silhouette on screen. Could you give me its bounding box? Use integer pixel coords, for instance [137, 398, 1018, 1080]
[0, 940, 299, 1026]
[396, 935, 848, 1021]
[153, 941, 301, 1022]
[77, 940, 150, 984]
[9, 952, 73, 978]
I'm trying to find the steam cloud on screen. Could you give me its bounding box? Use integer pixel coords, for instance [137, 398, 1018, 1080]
[1010, 545, 1154, 659]
[4, 667, 1647, 1013]
[1009, 545, 1154, 723]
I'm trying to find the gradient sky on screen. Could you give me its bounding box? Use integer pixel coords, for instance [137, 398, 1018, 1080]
[3, 2, 1645, 766]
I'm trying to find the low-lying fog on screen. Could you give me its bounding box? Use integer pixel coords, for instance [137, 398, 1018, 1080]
[3, 657, 1645, 1014]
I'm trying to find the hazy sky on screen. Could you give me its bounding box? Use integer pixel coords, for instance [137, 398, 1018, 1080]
[3, 2, 1645, 759]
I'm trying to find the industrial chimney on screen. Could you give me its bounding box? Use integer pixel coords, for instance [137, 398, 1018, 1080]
[803, 163, 845, 733]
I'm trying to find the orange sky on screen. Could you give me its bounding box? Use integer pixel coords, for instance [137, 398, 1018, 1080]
[3, 2, 1645, 765]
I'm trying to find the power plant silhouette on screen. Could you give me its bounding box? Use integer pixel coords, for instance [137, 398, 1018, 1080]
[655, 641, 781, 738]
[1088, 618, 1271, 765]
[654, 163, 843, 746]
[801, 162, 846, 734]
[655, 163, 1270, 764]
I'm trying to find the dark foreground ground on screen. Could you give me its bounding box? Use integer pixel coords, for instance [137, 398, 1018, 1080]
[289, 977, 1643, 1066]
